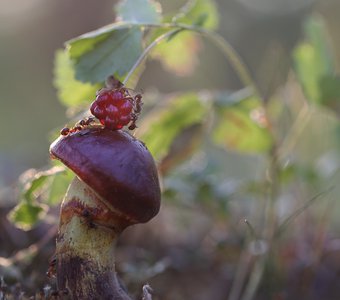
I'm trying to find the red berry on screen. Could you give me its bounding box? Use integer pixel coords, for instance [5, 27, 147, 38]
[120, 115, 131, 126]
[89, 85, 143, 131]
[106, 104, 119, 119]
[90, 88, 134, 130]
[119, 101, 133, 114]
[91, 105, 105, 119]
[96, 92, 111, 104]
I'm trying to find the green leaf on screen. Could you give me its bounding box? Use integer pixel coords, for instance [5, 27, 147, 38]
[140, 93, 208, 160]
[54, 50, 101, 107]
[116, 0, 162, 23]
[293, 17, 334, 104]
[19, 166, 65, 203]
[9, 166, 66, 230]
[67, 24, 120, 60]
[8, 202, 47, 231]
[319, 75, 340, 108]
[47, 169, 73, 205]
[67, 25, 143, 83]
[151, 31, 201, 75]
[150, 0, 219, 75]
[66, 0, 162, 84]
[212, 96, 272, 154]
[159, 124, 204, 174]
[173, 0, 219, 30]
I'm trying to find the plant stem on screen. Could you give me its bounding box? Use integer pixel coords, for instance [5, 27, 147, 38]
[191, 28, 262, 100]
[228, 247, 252, 300]
[123, 22, 263, 100]
[240, 257, 266, 300]
[123, 29, 179, 85]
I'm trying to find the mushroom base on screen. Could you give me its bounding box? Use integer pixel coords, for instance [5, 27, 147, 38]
[55, 177, 132, 300]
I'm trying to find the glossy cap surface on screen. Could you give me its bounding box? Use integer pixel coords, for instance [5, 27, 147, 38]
[50, 128, 161, 223]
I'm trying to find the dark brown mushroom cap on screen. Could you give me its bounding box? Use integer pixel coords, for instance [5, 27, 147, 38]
[50, 128, 161, 223]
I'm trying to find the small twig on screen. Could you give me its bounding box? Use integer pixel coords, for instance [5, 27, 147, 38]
[228, 249, 252, 300]
[277, 104, 311, 160]
[240, 257, 265, 300]
[228, 219, 258, 300]
[142, 284, 153, 300]
[244, 219, 258, 240]
[274, 186, 334, 237]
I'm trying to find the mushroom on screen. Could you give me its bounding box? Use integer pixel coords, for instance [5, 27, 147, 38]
[49, 127, 161, 299]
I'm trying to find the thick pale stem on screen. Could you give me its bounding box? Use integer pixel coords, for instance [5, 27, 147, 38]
[56, 176, 132, 300]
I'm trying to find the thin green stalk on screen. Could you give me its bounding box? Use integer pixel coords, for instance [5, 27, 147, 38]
[240, 257, 265, 300]
[123, 22, 262, 100]
[228, 248, 252, 300]
[274, 187, 334, 237]
[191, 28, 262, 100]
[228, 219, 258, 300]
[123, 29, 179, 85]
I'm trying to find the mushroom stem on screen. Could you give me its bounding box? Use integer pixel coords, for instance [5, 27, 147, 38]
[56, 176, 132, 300]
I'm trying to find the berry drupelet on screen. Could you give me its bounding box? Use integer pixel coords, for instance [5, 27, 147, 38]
[90, 85, 142, 131]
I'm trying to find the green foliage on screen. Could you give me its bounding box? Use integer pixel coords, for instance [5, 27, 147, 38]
[9, 166, 66, 229]
[163, 146, 237, 216]
[151, 0, 218, 75]
[141, 93, 208, 160]
[293, 17, 336, 105]
[172, 0, 219, 30]
[47, 168, 74, 205]
[64, 0, 162, 84]
[19, 167, 65, 203]
[67, 26, 143, 84]
[212, 95, 272, 154]
[319, 75, 340, 108]
[140, 90, 271, 163]
[116, 0, 162, 23]
[151, 31, 201, 75]
[9, 203, 47, 231]
[54, 0, 220, 87]
[54, 50, 101, 107]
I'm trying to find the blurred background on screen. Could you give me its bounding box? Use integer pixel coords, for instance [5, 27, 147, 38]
[1, 0, 340, 299]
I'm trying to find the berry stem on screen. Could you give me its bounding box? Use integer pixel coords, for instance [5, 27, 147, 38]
[123, 29, 179, 86]
[123, 22, 263, 101]
[195, 28, 263, 100]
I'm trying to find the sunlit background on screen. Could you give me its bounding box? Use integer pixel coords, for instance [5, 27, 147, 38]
[1, 0, 340, 299]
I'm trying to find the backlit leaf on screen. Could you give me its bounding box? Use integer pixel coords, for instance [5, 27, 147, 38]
[47, 169, 74, 205]
[19, 166, 65, 203]
[151, 31, 201, 76]
[173, 0, 219, 30]
[66, 0, 162, 84]
[116, 0, 162, 23]
[212, 96, 272, 153]
[54, 50, 101, 107]
[293, 17, 334, 104]
[68, 26, 143, 84]
[9, 166, 66, 230]
[140, 93, 208, 160]
[8, 203, 47, 231]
